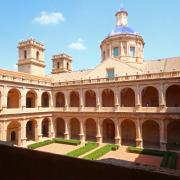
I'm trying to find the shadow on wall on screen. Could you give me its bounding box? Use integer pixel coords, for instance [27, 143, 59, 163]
[0, 145, 179, 180]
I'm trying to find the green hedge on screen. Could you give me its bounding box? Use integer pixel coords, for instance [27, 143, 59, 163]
[66, 142, 99, 157]
[54, 138, 81, 146]
[83, 144, 119, 160]
[127, 146, 177, 169]
[28, 140, 53, 149]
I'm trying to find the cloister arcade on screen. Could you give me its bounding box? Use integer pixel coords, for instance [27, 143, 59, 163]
[1, 84, 180, 110]
[2, 116, 180, 151]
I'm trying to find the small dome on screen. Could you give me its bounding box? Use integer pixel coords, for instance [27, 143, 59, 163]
[108, 26, 139, 37]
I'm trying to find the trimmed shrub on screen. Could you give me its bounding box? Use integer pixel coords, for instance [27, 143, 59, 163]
[83, 144, 119, 160]
[54, 138, 81, 146]
[66, 142, 99, 157]
[28, 140, 53, 149]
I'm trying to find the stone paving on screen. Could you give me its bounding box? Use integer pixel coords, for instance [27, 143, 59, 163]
[99, 147, 162, 168]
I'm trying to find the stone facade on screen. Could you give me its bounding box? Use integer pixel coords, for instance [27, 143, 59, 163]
[0, 7, 180, 151]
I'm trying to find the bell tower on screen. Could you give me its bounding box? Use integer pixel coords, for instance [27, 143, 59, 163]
[17, 38, 46, 76]
[52, 53, 72, 74]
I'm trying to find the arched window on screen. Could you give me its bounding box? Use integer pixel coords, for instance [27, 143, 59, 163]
[36, 51, 39, 60]
[67, 62, 69, 69]
[130, 47, 135, 57]
[113, 47, 119, 57]
[24, 50, 27, 59]
[57, 62, 60, 69]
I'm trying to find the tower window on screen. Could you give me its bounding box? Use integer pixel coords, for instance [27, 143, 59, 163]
[67, 62, 69, 69]
[36, 51, 39, 60]
[103, 51, 105, 60]
[57, 62, 60, 69]
[24, 50, 27, 59]
[113, 47, 119, 57]
[130, 47, 135, 57]
[107, 68, 115, 79]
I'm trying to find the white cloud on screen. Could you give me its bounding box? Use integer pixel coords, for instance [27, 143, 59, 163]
[68, 38, 87, 51]
[34, 11, 65, 25]
[13, 64, 17, 70]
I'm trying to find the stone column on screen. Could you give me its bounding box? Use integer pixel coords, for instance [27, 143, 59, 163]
[159, 83, 166, 108]
[64, 91, 69, 111]
[114, 87, 120, 111]
[96, 88, 101, 111]
[21, 88, 27, 110]
[96, 119, 102, 144]
[20, 120, 27, 146]
[37, 119, 43, 141]
[2, 85, 8, 110]
[115, 121, 121, 145]
[79, 119, 85, 143]
[136, 119, 143, 148]
[48, 91, 53, 108]
[79, 89, 84, 111]
[64, 118, 70, 140]
[160, 120, 167, 151]
[135, 85, 141, 110]
[37, 89, 42, 109]
[49, 118, 55, 138]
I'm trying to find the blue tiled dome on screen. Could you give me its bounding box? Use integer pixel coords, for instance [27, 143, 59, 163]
[108, 26, 139, 37]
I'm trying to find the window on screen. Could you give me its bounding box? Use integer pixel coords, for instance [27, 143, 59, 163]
[107, 68, 115, 79]
[24, 50, 27, 59]
[130, 47, 135, 57]
[67, 62, 69, 69]
[113, 47, 119, 57]
[103, 51, 105, 60]
[36, 51, 39, 60]
[57, 62, 60, 69]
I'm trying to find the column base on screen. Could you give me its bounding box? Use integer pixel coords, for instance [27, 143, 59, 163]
[38, 134, 43, 142]
[49, 132, 55, 138]
[64, 133, 70, 140]
[79, 134, 85, 143]
[96, 136, 102, 144]
[135, 105, 141, 111]
[115, 105, 119, 112]
[136, 138, 143, 148]
[96, 105, 100, 112]
[115, 137, 121, 145]
[160, 141, 167, 151]
[21, 138, 27, 146]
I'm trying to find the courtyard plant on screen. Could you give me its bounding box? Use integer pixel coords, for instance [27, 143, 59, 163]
[54, 138, 81, 146]
[66, 142, 99, 157]
[127, 146, 177, 169]
[83, 144, 119, 160]
[28, 140, 53, 149]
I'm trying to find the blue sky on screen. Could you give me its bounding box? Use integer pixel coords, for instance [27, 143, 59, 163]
[0, 0, 180, 74]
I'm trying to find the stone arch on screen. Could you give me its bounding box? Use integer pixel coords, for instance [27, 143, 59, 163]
[70, 91, 80, 107]
[70, 118, 80, 139]
[42, 118, 49, 137]
[56, 92, 65, 107]
[167, 120, 180, 150]
[41, 92, 50, 107]
[121, 120, 136, 146]
[85, 118, 96, 141]
[56, 118, 65, 138]
[26, 120, 37, 141]
[102, 89, 114, 107]
[142, 120, 160, 149]
[7, 88, 21, 108]
[121, 88, 135, 107]
[7, 121, 21, 145]
[85, 90, 96, 107]
[166, 85, 180, 107]
[142, 86, 159, 107]
[26, 90, 37, 108]
[102, 119, 115, 143]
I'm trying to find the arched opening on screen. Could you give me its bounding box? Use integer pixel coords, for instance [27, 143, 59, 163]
[102, 89, 114, 107]
[70, 118, 80, 140]
[167, 120, 180, 150]
[85, 90, 96, 107]
[85, 118, 96, 141]
[142, 120, 160, 149]
[56, 118, 65, 138]
[70, 91, 80, 107]
[166, 85, 180, 107]
[56, 92, 65, 107]
[24, 50, 27, 59]
[7, 121, 20, 145]
[26, 120, 37, 141]
[121, 88, 135, 107]
[142, 86, 159, 107]
[7, 89, 21, 108]
[102, 119, 115, 143]
[36, 51, 39, 60]
[121, 120, 136, 146]
[42, 118, 49, 137]
[41, 92, 49, 107]
[26, 90, 37, 108]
